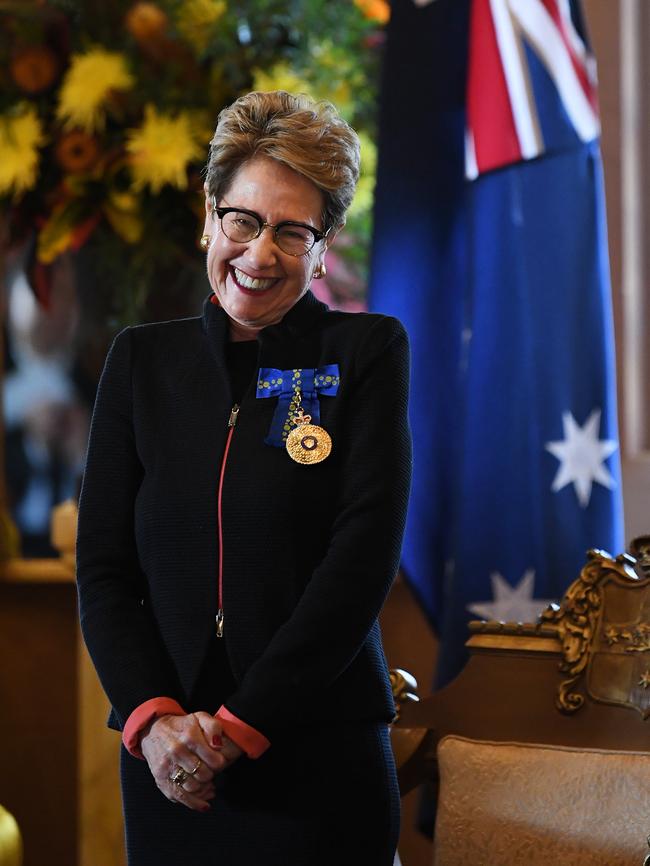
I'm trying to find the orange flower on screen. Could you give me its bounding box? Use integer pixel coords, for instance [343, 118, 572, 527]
[354, 0, 390, 24]
[55, 130, 100, 173]
[10, 46, 59, 94]
[125, 2, 169, 43]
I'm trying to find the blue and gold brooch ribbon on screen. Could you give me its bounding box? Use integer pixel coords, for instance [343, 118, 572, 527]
[256, 365, 340, 447]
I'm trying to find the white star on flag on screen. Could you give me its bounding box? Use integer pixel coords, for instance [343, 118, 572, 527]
[545, 409, 618, 508]
[467, 570, 555, 623]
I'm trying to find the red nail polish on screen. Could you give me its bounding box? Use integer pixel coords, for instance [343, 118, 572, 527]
[212, 735, 223, 747]
[200, 805, 210, 813]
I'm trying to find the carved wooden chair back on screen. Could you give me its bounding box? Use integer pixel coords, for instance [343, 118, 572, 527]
[391, 537, 650, 866]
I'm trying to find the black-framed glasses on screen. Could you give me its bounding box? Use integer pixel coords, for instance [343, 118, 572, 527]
[212, 203, 329, 257]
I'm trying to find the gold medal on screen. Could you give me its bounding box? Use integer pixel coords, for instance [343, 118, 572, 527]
[285, 403, 332, 465]
[286, 422, 332, 464]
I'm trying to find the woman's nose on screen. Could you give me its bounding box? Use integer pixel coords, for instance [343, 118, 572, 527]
[244, 226, 278, 267]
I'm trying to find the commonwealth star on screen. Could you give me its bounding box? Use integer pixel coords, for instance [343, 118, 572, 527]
[545, 409, 618, 508]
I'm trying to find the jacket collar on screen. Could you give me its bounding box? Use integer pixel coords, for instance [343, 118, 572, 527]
[201, 290, 331, 376]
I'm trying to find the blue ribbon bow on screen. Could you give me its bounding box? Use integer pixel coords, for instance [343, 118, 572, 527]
[256, 365, 340, 447]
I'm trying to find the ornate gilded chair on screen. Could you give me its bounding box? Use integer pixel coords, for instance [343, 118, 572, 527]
[391, 537, 650, 866]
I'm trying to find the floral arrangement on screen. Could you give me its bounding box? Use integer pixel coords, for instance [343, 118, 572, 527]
[0, 0, 388, 324]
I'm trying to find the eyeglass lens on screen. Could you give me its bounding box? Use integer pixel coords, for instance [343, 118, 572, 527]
[221, 211, 316, 256]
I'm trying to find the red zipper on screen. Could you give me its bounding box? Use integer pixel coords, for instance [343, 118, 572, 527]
[216, 404, 239, 637]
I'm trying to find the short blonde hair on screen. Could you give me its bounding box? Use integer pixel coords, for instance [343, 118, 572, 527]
[205, 90, 360, 231]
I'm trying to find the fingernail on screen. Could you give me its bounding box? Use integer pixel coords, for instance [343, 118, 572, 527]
[200, 805, 210, 813]
[212, 735, 223, 747]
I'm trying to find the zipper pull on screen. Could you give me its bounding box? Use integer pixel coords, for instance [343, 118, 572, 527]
[228, 404, 240, 428]
[216, 609, 224, 638]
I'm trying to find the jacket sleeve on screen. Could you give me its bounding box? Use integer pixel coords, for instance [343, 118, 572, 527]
[223, 315, 412, 735]
[76, 328, 184, 728]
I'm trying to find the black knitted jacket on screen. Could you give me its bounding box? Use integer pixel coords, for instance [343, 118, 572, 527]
[76, 291, 412, 740]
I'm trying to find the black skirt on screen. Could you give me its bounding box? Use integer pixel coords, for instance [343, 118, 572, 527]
[120, 639, 400, 866]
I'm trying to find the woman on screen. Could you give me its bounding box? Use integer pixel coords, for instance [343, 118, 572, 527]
[76, 90, 411, 865]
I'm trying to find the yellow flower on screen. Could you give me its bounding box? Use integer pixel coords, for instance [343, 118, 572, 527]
[57, 48, 134, 132]
[126, 105, 203, 193]
[175, 0, 226, 54]
[252, 64, 315, 99]
[348, 131, 377, 217]
[0, 105, 45, 198]
[252, 58, 355, 121]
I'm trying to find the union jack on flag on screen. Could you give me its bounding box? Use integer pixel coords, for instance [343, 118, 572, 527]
[466, 0, 600, 178]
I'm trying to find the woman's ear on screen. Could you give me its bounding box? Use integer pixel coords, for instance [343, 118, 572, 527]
[325, 222, 344, 249]
[204, 183, 213, 217]
[202, 188, 214, 236]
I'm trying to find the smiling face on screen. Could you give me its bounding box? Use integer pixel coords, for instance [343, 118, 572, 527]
[203, 156, 330, 340]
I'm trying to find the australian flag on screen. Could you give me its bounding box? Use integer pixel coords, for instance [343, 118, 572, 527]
[369, 0, 624, 687]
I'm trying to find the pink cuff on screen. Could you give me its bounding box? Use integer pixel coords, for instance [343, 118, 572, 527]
[215, 706, 271, 758]
[122, 697, 186, 758]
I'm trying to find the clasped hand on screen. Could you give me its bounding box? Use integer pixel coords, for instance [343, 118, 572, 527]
[140, 712, 243, 811]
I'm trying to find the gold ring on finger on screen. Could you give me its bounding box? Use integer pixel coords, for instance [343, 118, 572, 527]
[189, 758, 202, 776]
